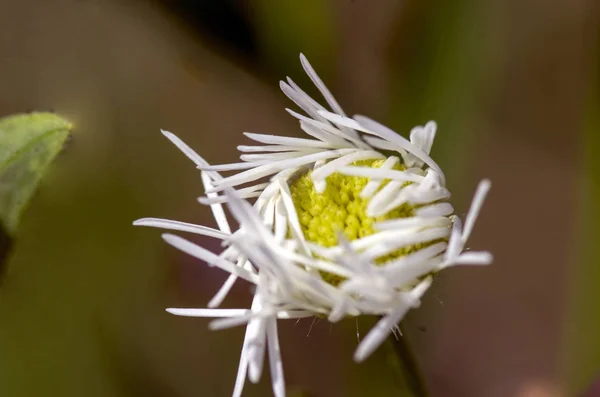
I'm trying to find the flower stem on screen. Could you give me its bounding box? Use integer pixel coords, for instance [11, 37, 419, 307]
[386, 324, 429, 397]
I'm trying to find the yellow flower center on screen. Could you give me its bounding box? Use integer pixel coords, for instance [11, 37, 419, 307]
[290, 159, 431, 285]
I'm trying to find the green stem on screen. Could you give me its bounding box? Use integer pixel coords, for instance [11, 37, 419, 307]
[386, 325, 429, 397]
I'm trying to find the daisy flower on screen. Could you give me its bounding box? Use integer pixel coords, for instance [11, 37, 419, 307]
[134, 54, 492, 397]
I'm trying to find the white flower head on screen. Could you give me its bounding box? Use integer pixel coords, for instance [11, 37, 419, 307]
[134, 54, 492, 397]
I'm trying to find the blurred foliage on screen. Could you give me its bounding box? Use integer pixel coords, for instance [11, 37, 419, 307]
[0, 112, 71, 236]
[386, 0, 486, 183]
[566, 29, 600, 395]
[253, 0, 337, 84]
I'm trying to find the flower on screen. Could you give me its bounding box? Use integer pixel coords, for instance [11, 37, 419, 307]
[134, 54, 492, 397]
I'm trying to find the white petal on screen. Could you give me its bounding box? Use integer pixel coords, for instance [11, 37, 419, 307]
[353, 277, 431, 362]
[288, 109, 350, 145]
[206, 149, 355, 192]
[360, 156, 399, 198]
[273, 246, 353, 279]
[133, 218, 229, 239]
[199, 183, 269, 205]
[241, 151, 318, 162]
[238, 144, 323, 153]
[166, 308, 250, 317]
[415, 202, 454, 217]
[233, 329, 251, 397]
[299, 53, 347, 118]
[280, 79, 329, 124]
[462, 179, 491, 245]
[375, 216, 451, 231]
[266, 318, 286, 397]
[446, 215, 463, 260]
[361, 227, 451, 262]
[452, 251, 493, 266]
[277, 179, 312, 256]
[162, 234, 258, 284]
[298, 117, 370, 149]
[366, 180, 404, 217]
[161, 130, 211, 170]
[311, 150, 384, 182]
[210, 314, 255, 331]
[337, 166, 424, 183]
[353, 304, 411, 363]
[273, 195, 288, 242]
[386, 251, 446, 287]
[199, 191, 262, 205]
[318, 111, 446, 184]
[410, 121, 437, 155]
[201, 172, 232, 234]
[208, 273, 239, 308]
[247, 297, 267, 384]
[243, 132, 340, 148]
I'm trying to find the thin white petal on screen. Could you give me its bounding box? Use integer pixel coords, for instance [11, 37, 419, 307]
[311, 150, 384, 182]
[289, 109, 350, 145]
[360, 156, 399, 198]
[206, 149, 355, 192]
[166, 308, 250, 317]
[200, 161, 272, 172]
[318, 111, 445, 182]
[337, 166, 424, 183]
[274, 246, 354, 279]
[247, 298, 267, 384]
[366, 180, 404, 217]
[353, 277, 431, 362]
[375, 216, 451, 231]
[267, 318, 286, 397]
[162, 234, 258, 284]
[199, 191, 262, 205]
[233, 330, 251, 397]
[280, 79, 330, 124]
[208, 273, 238, 308]
[201, 172, 232, 234]
[276, 310, 314, 319]
[133, 218, 229, 239]
[453, 251, 493, 265]
[299, 117, 370, 149]
[299, 53, 347, 118]
[241, 151, 318, 162]
[161, 130, 210, 169]
[353, 304, 411, 363]
[243, 132, 340, 148]
[415, 202, 454, 217]
[361, 227, 451, 262]
[273, 195, 288, 242]
[199, 183, 269, 205]
[387, 253, 445, 288]
[446, 215, 463, 260]
[210, 314, 254, 331]
[362, 134, 446, 185]
[410, 121, 437, 155]
[238, 144, 327, 153]
[462, 179, 491, 245]
[277, 179, 311, 256]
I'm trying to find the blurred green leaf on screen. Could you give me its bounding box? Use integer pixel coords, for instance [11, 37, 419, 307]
[253, 0, 336, 83]
[0, 112, 71, 236]
[565, 35, 600, 395]
[386, 0, 486, 182]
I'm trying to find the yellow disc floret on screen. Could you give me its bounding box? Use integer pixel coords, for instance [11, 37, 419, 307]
[290, 159, 433, 285]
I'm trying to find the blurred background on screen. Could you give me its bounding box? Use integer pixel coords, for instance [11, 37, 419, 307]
[0, 0, 598, 396]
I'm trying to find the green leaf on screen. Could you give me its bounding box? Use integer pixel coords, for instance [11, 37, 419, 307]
[0, 112, 71, 236]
